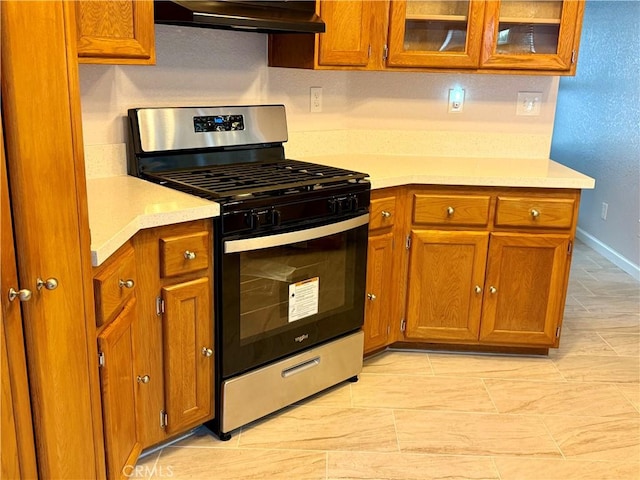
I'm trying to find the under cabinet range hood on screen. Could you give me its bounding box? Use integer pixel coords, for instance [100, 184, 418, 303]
[154, 1, 325, 34]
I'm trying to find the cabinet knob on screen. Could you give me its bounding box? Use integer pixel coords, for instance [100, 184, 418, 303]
[367, 293, 377, 301]
[489, 286, 497, 294]
[381, 210, 391, 218]
[530, 208, 540, 218]
[474, 285, 482, 294]
[136, 375, 150, 384]
[8, 287, 32, 302]
[36, 277, 58, 291]
[119, 279, 135, 289]
[184, 250, 197, 260]
[446, 206, 455, 216]
[202, 347, 213, 357]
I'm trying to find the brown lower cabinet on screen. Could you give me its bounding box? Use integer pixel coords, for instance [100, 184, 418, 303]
[363, 185, 580, 354]
[94, 220, 214, 476]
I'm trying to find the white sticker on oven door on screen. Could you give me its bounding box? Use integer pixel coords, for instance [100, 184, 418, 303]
[288, 277, 319, 323]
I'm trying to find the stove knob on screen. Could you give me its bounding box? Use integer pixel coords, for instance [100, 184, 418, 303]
[328, 198, 341, 214]
[272, 209, 281, 226]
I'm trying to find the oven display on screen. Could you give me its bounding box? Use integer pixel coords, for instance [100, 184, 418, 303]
[193, 115, 244, 133]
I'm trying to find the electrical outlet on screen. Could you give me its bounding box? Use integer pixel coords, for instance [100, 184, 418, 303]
[516, 92, 542, 116]
[601, 202, 609, 220]
[310, 87, 322, 113]
[448, 88, 465, 113]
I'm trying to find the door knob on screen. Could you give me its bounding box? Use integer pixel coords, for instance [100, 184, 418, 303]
[184, 250, 196, 260]
[367, 293, 377, 301]
[381, 211, 391, 218]
[8, 288, 32, 302]
[36, 277, 58, 291]
[489, 286, 497, 294]
[136, 375, 150, 384]
[446, 206, 455, 216]
[530, 208, 540, 218]
[474, 285, 482, 294]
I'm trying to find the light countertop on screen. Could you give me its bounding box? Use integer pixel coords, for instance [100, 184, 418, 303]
[87, 176, 219, 266]
[300, 155, 596, 190]
[86, 156, 594, 266]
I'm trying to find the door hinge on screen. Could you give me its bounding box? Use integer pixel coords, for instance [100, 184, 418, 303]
[567, 240, 573, 255]
[160, 410, 168, 429]
[156, 296, 165, 316]
[383, 44, 388, 61]
[571, 50, 577, 64]
[367, 44, 371, 59]
[405, 235, 411, 250]
[400, 319, 406, 333]
[556, 326, 561, 338]
[98, 352, 105, 368]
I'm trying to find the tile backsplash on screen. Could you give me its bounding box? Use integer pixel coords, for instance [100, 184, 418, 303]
[80, 25, 560, 178]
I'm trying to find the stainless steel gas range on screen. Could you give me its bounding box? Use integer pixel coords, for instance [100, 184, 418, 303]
[128, 105, 370, 440]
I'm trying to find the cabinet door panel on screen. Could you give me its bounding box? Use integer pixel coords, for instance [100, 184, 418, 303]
[406, 230, 488, 342]
[319, 1, 373, 66]
[162, 277, 213, 434]
[364, 232, 395, 353]
[76, 0, 155, 64]
[480, 0, 584, 71]
[387, 0, 485, 68]
[97, 298, 142, 479]
[480, 233, 570, 346]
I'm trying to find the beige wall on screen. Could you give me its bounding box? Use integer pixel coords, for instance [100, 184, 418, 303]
[80, 25, 560, 172]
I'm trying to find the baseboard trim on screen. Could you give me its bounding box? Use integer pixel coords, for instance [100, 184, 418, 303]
[575, 227, 640, 281]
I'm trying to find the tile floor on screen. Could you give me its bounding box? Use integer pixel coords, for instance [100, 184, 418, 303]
[136, 241, 639, 479]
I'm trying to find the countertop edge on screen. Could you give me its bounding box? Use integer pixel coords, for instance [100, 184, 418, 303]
[88, 176, 220, 267]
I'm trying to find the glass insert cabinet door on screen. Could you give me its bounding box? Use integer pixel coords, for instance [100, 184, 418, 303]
[386, 0, 583, 71]
[387, 0, 487, 68]
[481, 0, 583, 71]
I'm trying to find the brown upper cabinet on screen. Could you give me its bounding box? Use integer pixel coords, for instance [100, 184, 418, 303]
[269, 0, 585, 75]
[75, 0, 155, 64]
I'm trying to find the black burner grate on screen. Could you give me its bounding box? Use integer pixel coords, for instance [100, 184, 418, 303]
[144, 159, 367, 200]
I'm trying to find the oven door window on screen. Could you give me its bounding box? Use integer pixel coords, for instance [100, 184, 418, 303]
[221, 218, 368, 378]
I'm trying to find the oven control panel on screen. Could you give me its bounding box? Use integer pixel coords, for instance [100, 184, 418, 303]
[193, 115, 244, 133]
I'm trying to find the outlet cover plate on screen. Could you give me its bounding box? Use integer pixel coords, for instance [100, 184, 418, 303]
[516, 92, 542, 116]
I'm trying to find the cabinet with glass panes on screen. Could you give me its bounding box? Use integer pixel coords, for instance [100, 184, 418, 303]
[387, 0, 584, 73]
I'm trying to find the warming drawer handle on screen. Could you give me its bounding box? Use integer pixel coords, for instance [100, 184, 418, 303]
[281, 357, 321, 378]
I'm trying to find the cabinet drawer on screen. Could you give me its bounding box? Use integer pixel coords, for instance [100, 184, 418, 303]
[94, 245, 136, 327]
[495, 197, 575, 229]
[413, 194, 491, 226]
[369, 196, 397, 230]
[160, 231, 210, 278]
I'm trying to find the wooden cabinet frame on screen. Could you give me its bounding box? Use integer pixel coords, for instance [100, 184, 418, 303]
[269, 0, 585, 75]
[363, 185, 580, 355]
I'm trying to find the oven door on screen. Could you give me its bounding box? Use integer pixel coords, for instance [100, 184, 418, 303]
[220, 213, 369, 378]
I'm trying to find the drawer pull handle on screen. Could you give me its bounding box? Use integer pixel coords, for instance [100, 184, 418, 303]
[137, 375, 150, 384]
[367, 293, 377, 301]
[381, 210, 391, 218]
[202, 347, 213, 357]
[119, 279, 135, 289]
[489, 286, 497, 294]
[184, 250, 197, 260]
[446, 206, 455, 216]
[474, 285, 482, 294]
[530, 208, 540, 218]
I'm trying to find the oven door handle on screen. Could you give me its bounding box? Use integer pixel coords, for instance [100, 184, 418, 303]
[224, 213, 369, 254]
